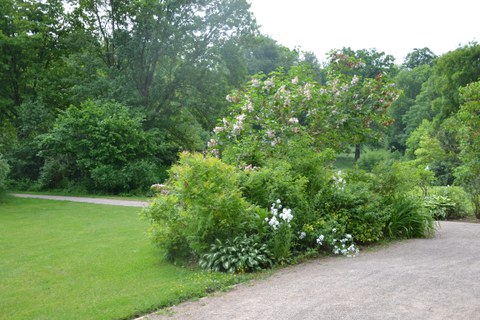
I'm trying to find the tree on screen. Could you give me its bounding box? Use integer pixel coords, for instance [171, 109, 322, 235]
[333, 48, 399, 159]
[0, 0, 67, 121]
[209, 59, 398, 166]
[387, 64, 432, 152]
[402, 47, 436, 69]
[455, 81, 480, 217]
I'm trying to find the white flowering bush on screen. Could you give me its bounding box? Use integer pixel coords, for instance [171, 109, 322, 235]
[265, 199, 294, 263]
[316, 228, 359, 257]
[209, 55, 399, 165]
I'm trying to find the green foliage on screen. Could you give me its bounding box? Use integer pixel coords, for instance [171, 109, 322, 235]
[313, 172, 388, 244]
[356, 149, 401, 172]
[429, 186, 471, 219]
[38, 101, 164, 193]
[0, 153, 10, 197]
[240, 160, 309, 225]
[386, 196, 435, 239]
[455, 81, 480, 217]
[143, 152, 256, 262]
[402, 47, 437, 69]
[199, 235, 272, 273]
[423, 195, 456, 220]
[210, 60, 399, 160]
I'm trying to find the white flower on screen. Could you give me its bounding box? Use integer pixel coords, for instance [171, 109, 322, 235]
[264, 79, 275, 89]
[267, 130, 275, 139]
[292, 76, 299, 84]
[332, 228, 337, 233]
[233, 123, 242, 135]
[213, 126, 224, 134]
[280, 208, 293, 223]
[288, 117, 299, 124]
[207, 139, 218, 148]
[251, 78, 260, 87]
[351, 75, 359, 85]
[276, 199, 281, 204]
[318, 234, 325, 241]
[346, 234, 352, 240]
[246, 102, 253, 112]
[226, 94, 233, 102]
[299, 231, 306, 239]
[303, 83, 312, 100]
[211, 149, 220, 158]
[236, 114, 246, 122]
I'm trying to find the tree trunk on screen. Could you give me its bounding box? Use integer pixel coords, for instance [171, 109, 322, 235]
[354, 144, 361, 161]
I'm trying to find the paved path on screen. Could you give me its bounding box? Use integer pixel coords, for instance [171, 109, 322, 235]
[140, 221, 480, 320]
[12, 193, 149, 207]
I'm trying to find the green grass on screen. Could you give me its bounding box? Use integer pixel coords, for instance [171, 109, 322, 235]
[0, 197, 250, 320]
[334, 153, 356, 170]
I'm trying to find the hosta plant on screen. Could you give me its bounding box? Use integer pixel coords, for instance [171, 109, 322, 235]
[199, 235, 273, 273]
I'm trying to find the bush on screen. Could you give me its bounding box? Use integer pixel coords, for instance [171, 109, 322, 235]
[38, 101, 165, 193]
[427, 186, 470, 219]
[143, 152, 256, 262]
[240, 160, 310, 228]
[0, 154, 10, 198]
[313, 171, 388, 244]
[199, 235, 272, 273]
[423, 195, 456, 220]
[386, 196, 435, 239]
[357, 149, 401, 172]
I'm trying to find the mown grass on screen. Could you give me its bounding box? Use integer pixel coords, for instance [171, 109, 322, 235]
[0, 197, 251, 320]
[334, 153, 356, 170]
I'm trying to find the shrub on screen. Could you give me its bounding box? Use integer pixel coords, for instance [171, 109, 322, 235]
[423, 195, 456, 220]
[240, 160, 310, 228]
[199, 235, 272, 273]
[386, 196, 435, 239]
[143, 152, 256, 262]
[431, 186, 471, 219]
[357, 149, 401, 172]
[0, 154, 10, 198]
[264, 200, 294, 263]
[38, 101, 165, 193]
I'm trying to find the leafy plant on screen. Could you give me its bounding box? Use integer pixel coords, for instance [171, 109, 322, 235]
[0, 153, 10, 198]
[143, 152, 256, 262]
[423, 195, 456, 220]
[199, 235, 272, 273]
[386, 196, 435, 239]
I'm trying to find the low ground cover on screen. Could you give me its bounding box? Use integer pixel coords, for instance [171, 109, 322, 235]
[0, 197, 248, 320]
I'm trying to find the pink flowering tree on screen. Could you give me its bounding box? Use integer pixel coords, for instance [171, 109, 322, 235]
[208, 52, 399, 166]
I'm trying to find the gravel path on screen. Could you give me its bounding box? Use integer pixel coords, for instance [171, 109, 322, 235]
[140, 221, 480, 320]
[12, 193, 148, 207]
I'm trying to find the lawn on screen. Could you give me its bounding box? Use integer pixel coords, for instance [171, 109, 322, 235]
[0, 197, 247, 320]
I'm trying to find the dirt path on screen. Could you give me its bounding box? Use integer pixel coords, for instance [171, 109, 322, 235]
[12, 193, 149, 207]
[140, 221, 480, 320]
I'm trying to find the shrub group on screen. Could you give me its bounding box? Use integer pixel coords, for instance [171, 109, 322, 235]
[145, 65, 435, 272]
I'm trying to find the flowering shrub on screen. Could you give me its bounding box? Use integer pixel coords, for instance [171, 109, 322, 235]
[266, 200, 294, 263]
[316, 229, 359, 257]
[209, 55, 399, 163]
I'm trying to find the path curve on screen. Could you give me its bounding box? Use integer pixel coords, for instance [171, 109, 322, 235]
[140, 221, 480, 320]
[12, 193, 149, 207]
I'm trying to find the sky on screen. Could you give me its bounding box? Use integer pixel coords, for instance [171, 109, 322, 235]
[247, 0, 479, 64]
